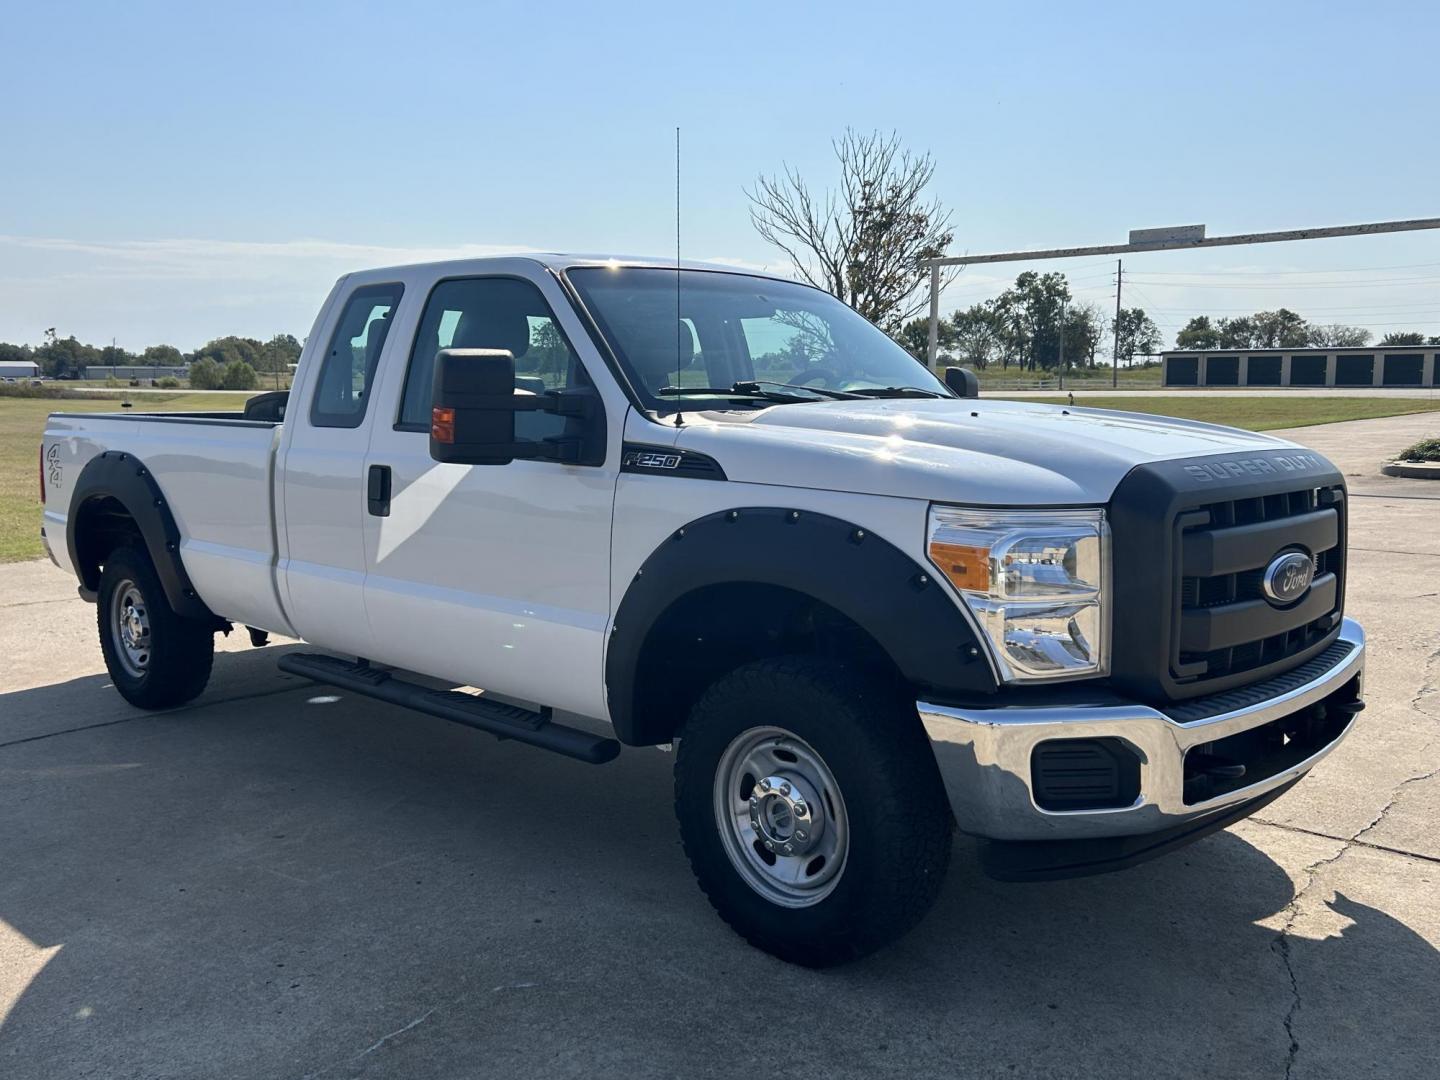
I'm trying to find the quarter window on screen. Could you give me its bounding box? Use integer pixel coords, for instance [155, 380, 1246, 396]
[310, 283, 404, 428]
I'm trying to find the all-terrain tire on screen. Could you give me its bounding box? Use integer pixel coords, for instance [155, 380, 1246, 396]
[675, 656, 953, 966]
[97, 546, 215, 709]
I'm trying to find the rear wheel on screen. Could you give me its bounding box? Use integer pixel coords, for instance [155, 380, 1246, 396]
[675, 656, 953, 966]
[97, 546, 214, 709]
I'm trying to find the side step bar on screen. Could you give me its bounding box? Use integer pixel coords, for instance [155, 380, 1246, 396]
[278, 652, 621, 765]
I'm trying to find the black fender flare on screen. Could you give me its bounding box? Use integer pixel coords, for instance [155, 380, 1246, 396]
[605, 506, 997, 744]
[66, 450, 218, 622]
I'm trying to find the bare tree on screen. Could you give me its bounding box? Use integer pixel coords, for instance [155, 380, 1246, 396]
[1309, 324, 1372, 347]
[747, 130, 957, 334]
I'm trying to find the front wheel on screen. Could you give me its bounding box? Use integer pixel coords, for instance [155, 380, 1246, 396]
[97, 546, 215, 709]
[674, 657, 953, 966]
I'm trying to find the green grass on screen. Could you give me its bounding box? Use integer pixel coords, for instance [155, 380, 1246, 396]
[6, 389, 1438, 564]
[1, 392, 255, 562]
[1002, 395, 1440, 431]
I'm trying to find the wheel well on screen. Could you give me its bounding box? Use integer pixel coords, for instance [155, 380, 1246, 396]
[624, 582, 907, 746]
[73, 494, 144, 592]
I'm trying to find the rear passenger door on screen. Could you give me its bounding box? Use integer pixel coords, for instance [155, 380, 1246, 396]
[279, 280, 406, 658]
[359, 269, 619, 719]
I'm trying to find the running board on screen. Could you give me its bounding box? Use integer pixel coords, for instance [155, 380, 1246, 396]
[277, 652, 620, 765]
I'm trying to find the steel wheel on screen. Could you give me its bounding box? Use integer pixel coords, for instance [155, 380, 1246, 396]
[108, 578, 151, 679]
[712, 726, 849, 907]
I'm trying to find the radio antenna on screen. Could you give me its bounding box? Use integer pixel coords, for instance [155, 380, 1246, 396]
[674, 125, 683, 426]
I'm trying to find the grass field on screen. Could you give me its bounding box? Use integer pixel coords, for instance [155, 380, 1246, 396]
[1005, 395, 1440, 431]
[3, 391, 1437, 563]
[1, 392, 253, 562]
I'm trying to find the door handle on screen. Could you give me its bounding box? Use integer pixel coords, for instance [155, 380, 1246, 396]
[367, 464, 392, 517]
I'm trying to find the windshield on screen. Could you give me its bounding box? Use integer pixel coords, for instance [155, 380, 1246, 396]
[567, 267, 950, 410]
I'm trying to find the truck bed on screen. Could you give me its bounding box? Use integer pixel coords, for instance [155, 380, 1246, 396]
[43, 411, 292, 635]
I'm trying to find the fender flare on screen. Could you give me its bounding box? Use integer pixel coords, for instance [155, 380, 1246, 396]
[66, 450, 218, 622]
[605, 506, 997, 744]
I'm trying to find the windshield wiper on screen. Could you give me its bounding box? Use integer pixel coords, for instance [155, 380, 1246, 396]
[655, 382, 836, 405]
[847, 385, 950, 399]
[734, 379, 865, 401]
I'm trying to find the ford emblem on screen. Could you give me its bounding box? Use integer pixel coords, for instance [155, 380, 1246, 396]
[1262, 550, 1314, 605]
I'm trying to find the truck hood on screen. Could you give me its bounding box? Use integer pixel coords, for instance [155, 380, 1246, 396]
[672, 398, 1305, 505]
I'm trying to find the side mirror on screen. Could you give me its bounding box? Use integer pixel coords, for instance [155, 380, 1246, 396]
[429, 348, 604, 466]
[944, 366, 980, 398]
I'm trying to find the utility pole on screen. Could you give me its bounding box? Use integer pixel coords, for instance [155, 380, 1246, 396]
[1111, 259, 1123, 388]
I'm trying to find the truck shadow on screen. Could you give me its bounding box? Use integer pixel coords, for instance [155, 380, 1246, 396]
[0, 652, 1435, 1078]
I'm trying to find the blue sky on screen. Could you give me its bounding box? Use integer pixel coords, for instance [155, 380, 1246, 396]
[4, 0, 1439, 351]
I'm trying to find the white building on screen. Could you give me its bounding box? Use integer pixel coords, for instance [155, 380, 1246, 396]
[0, 360, 41, 380]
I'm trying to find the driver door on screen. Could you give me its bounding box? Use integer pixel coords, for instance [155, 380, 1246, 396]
[359, 269, 620, 720]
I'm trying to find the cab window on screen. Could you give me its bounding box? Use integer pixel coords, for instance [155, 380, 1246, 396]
[398, 277, 587, 441]
[309, 283, 404, 428]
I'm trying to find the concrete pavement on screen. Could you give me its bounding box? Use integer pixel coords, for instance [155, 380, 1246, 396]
[1, 413, 1437, 1079]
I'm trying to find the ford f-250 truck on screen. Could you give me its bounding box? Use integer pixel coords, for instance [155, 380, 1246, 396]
[41, 255, 1365, 966]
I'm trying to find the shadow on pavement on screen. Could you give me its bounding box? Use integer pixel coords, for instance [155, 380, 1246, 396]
[0, 650, 1435, 1079]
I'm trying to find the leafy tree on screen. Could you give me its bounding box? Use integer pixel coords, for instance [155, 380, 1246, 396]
[98, 344, 135, 369]
[748, 129, 956, 334]
[142, 344, 184, 366]
[1113, 308, 1161, 363]
[1250, 308, 1310, 349]
[188, 357, 223, 389]
[1175, 315, 1220, 350]
[221, 359, 258, 390]
[1062, 303, 1106, 368]
[35, 335, 99, 379]
[1379, 331, 1426, 346]
[947, 304, 1005, 370]
[524, 321, 570, 383]
[896, 317, 948, 362]
[191, 335, 263, 369]
[1307, 324, 1371, 347]
[1216, 315, 1257, 349]
[257, 333, 302, 373]
[0, 341, 34, 364]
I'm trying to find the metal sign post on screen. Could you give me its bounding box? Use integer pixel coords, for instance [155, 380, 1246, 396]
[922, 216, 1440, 367]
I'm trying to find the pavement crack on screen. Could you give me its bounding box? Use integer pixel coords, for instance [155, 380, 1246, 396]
[1270, 838, 1349, 1080]
[1267, 644, 1440, 1077]
[354, 1005, 439, 1060]
[1250, 816, 1440, 865]
[0, 682, 305, 751]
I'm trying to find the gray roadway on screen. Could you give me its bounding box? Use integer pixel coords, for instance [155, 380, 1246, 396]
[1, 412, 1437, 1079]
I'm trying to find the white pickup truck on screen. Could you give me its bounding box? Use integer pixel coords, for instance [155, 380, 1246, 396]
[41, 255, 1365, 965]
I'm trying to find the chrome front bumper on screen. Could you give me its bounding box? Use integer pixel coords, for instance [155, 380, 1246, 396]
[918, 618, 1365, 842]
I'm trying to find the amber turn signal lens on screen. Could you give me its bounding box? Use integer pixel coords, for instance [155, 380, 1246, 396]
[928, 540, 991, 592]
[431, 406, 455, 444]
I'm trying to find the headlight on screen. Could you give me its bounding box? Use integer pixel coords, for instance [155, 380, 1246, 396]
[926, 506, 1110, 681]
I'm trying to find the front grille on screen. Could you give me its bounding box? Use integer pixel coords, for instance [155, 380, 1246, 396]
[1175, 485, 1345, 686]
[1108, 449, 1348, 703]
